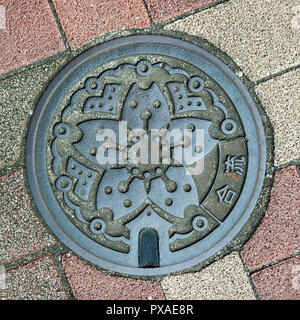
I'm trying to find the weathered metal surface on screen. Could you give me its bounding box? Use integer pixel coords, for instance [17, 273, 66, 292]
[26, 35, 266, 276]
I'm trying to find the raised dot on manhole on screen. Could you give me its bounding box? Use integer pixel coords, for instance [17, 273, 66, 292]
[90, 81, 97, 89]
[140, 109, 152, 121]
[153, 100, 161, 108]
[165, 198, 173, 206]
[118, 181, 128, 193]
[104, 186, 112, 194]
[225, 122, 233, 131]
[58, 126, 66, 134]
[166, 180, 177, 193]
[196, 219, 204, 228]
[186, 123, 195, 132]
[183, 184, 192, 192]
[192, 80, 201, 89]
[194, 145, 202, 153]
[26, 35, 267, 276]
[90, 147, 97, 156]
[94, 222, 102, 230]
[140, 64, 148, 72]
[155, 167, 162, 174]
[123, 199, 132, 207]
[129, 100, 137, 108]
[144, 171, 150, 178]
[60, 180, 69, 189]
[97, 126, 104, 133]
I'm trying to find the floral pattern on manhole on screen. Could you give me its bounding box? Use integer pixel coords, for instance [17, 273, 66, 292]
[26, 35, 266, 275]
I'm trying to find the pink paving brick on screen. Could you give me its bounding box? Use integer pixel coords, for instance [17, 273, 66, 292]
[241, 165, 300, 271]
[62, 254, 165, 300]
[145, 0, 216, 23]
[251, 255, 300, 300]
[0, 0, 65, 75]
[52, 0, 150, 49]
[1, 255, 68, 299]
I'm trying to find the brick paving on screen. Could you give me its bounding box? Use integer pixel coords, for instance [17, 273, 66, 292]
[251, 255, 300, 300]
[52, 0, 150, 49]
[62, 254, 165, 300]
[0, 0, 299, 300]
[145, 0, 217, 23]
[241, 165, 300, 271]
[0, 0, 65, 75]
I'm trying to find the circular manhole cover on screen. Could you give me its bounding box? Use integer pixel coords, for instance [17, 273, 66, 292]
[26, 35, 266, 276]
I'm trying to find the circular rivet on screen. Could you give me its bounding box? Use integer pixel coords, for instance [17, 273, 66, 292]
[129, 100, 137, 108]
[186, 123, 195, 132]
[183, 184, 192, 192]
[90, 82, 97, 89]
[94, 222, 102, 230]
[166, 180, 177, 192]
[60, 180, 69, 189]
[165, 198, 173, 206]
[104, 186, 112, 194]
[123, 199, 132, 207]
[118, 181, 128, 193]
[58, 126, 66, 134]
[153, 100, 161, 108]
[155, 167, 162, 174]
[90, 147, 97, 156]
[196, 219, 204, 228]
[140, 108, 152, 121]
[97, 126, 104, 134]
[144, 171, 150, 178]
[192, 80, 201, 89]
[194, 145, 202, 153]
[221, 119, 237, 135]
[136, 60, 152, 76]
[140, 64, 148, 72]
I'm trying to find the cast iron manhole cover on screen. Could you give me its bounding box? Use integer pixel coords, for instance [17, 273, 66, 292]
[26, 35, 266, 276]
